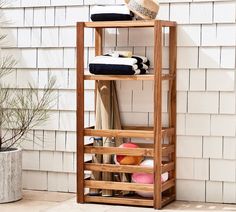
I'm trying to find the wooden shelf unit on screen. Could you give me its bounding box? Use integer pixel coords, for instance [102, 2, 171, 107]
[76, 20, 177, 209]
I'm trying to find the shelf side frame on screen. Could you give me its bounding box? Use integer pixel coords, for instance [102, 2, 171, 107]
[76, 22, 85, 203]
[168, 23, 177, 200]
[153, 20, 163, 209]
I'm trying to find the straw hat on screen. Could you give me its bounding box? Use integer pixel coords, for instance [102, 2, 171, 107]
[124, 0, 159, 20]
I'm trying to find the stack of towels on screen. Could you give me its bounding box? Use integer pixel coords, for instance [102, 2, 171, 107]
[91, 5, 133, 21]
[89, 52, 150, 75]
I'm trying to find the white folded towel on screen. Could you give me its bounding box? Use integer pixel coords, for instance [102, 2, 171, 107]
[91, 5, 131, 15]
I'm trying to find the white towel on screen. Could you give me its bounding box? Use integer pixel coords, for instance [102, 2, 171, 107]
[91, 5, 131, 15]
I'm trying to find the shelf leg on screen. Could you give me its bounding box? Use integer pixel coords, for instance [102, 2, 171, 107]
[168, 25, 177, 199]
[154, 20, 163, 210]
[76, 22, 85, 203]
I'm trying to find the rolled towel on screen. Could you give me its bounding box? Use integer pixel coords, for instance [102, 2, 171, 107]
[137, 63, 149, 70]
[89, 64, 148, 75]
[132, 55, 148, 63]
[89, 64, 135, 75]
[89, 54, 150, 75]
[91, 6, 133, 22]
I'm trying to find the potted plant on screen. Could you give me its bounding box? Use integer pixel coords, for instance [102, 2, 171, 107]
[0, 28, 56, 203]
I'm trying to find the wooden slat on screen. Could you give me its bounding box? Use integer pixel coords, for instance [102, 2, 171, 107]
[162, 162, 175, 173]
[162, 144, 175, 155]
[84, 73, 174, 81]
[84, 128, 154, 138]
[76, 22, 85, 204]
[84, 20, 176, 28]
[161, 194, 176, 207]
[85, 162, 174, 174]
[85, 144, 173, 156]
[161, 179, 175, 192]
[85, 146, 154, 157]
[153, 20, 163, 209]
[84, 127, 174, 138]
[85, 195, 153, 207]
[85, 180, 153, 192]
[84, 20, 155, 28]
[84, 163, 153, 173]
[84, 73, 155, 81]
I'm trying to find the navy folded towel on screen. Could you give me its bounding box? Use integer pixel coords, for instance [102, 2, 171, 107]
[91, 6, 133, 22]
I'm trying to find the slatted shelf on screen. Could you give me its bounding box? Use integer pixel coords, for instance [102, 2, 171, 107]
[84, 73, 174, 81]
[84, 20, 177, 28]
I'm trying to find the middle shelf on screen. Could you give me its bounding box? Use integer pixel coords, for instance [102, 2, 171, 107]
[84, 73, 174, 81]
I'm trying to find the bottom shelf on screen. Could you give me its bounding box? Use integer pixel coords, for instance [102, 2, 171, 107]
[84, 194, 175, 207]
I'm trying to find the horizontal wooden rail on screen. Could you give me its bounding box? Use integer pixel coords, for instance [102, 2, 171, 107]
[84, 74, 155, 81]
[84, 128, 154, 138]
[83, 20, 177, 28]
[85, 195, 153, 207]
[84, 161, 175, 174]
[84, 163, 153, 173]
[83, 73, 174, 81]
[84, 127, 174, 138]
[85, 144, 174, 157]
[161, 179, 175, 192]
[84, 145, 154, 157]
[85, 180, 153, 192]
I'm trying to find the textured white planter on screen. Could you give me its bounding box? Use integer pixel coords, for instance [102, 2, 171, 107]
[0, 148, 22, 203]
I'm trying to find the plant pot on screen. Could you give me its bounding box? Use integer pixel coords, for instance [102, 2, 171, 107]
[0, 148, 22, 203]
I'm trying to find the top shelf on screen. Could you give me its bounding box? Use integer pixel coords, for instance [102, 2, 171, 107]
[83, 20, 177, 28]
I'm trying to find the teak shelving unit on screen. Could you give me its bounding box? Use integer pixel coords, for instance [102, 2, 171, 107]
[76, 20, 177, 209]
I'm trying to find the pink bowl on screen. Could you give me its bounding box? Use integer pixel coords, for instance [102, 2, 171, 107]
[131, 159, 169, 198]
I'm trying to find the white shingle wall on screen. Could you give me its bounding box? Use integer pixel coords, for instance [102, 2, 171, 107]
[2, 0, 236, 203]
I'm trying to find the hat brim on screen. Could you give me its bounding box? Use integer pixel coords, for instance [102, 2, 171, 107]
[128, 6, 156, 20]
